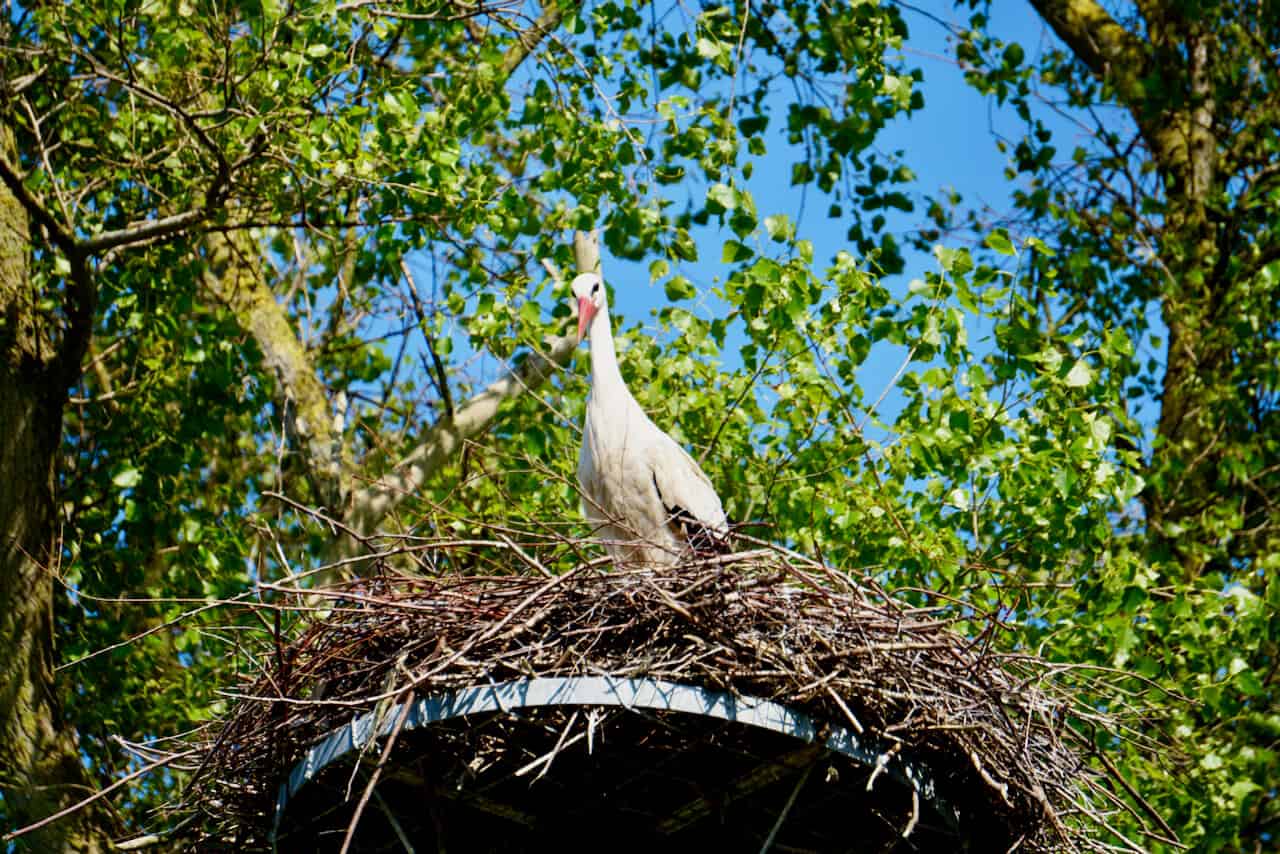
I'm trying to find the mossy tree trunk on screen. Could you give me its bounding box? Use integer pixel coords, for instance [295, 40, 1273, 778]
[0, 128, 111, 851]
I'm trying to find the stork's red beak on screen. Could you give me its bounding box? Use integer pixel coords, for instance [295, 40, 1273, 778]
[576, 297, 597, 343]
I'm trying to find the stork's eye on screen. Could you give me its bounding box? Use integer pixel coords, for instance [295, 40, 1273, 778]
[591, 281, 600, 295]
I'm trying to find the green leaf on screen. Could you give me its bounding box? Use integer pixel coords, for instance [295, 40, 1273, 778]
[984, 230, 1015, 256]
[672, 230, 698, 262]
[1090, 417, 1111, 445]
[1024, 236, 1056, 256]
[764, 214, 793, 242]
[722, 240, 753, 263]
[664, 276, 696, 301]
[1064, 360, 1093, 388]
[933, 246, 973, 275]
[707, 183, 737, 211]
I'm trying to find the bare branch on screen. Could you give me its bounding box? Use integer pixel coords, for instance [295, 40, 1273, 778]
[78, 207, 209, 255]
[2, 748, 199, 845]
[343, 231, 599, 549]
[501, 1, 571, 78]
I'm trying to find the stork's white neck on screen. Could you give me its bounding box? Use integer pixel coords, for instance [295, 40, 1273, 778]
[587, 307, 627, 402]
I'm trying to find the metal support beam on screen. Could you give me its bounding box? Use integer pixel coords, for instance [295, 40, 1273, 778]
[273, 675, 959, 843]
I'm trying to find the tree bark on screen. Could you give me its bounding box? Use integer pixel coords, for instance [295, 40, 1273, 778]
[0, 129, 112, 852]
[1027, 0, 1150, 103]
[202, 230, 349, 511]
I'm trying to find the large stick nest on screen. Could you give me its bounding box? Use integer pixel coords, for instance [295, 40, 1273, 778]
[183, 546, 1163, 852]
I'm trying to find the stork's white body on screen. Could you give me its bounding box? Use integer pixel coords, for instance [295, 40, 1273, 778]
[572, 274, 728, 567]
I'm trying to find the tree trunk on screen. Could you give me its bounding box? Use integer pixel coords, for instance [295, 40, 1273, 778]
[0, 130, 111, 852]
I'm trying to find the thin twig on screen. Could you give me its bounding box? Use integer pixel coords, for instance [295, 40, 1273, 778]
[3, 749, 199, 843]
[758, 762, 815, 854]
[339, 691, 415, 854]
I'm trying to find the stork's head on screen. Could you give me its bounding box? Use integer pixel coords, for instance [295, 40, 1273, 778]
[570, 272, 606, 343]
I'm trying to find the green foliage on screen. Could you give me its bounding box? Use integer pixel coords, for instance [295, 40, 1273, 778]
[939, 3, 1280, 850]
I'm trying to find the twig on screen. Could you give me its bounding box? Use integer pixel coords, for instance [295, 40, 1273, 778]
[495, 532, 555, 578]
[3, 748, 199, 843]
[902, 788, 920, 838]
[1091, 733, 1180, 845]
[758, 762, 815, 854]
[515, 711, 583, 780]
[373, 784, 417, 853]
[824, 683, 864, 734]
[339, 691, 415, 854]
[969, 749, 1013, 806]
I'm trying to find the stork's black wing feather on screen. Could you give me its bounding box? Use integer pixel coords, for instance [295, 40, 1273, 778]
[652, 472, 731, 556]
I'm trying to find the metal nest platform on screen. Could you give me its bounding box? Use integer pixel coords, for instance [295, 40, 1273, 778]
[274, 676, 963, 851]
[183, 548, 1165, 852]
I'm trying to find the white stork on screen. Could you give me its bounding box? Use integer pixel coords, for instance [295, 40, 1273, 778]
[571, 272, 730, 567]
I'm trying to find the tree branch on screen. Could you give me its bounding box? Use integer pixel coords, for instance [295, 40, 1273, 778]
[343, 231, 599, 550]
[400, 257, 454, 418]
[6, 51, 233, 260]
[0, 147, 79, 259]
[1028, 0, 1151, 104]
[2, 120, 226, 260]
[501, 2, 570, 78]
[0, 144, 98, 384]
[78, 208, 210, 255]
